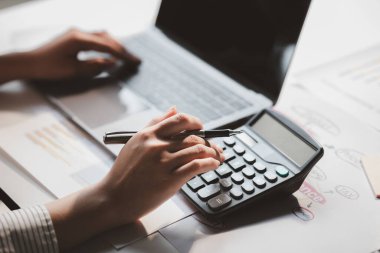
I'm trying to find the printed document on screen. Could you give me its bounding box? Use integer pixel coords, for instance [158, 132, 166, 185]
[294, 44, 380, 131]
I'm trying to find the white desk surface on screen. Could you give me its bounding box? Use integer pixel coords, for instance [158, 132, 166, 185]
[0, 0, 380, 252]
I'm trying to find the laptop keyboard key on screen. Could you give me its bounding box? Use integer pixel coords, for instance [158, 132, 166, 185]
[201, 171, 219, 184]
[215, 164, 233, 178]
[207, 194, 232, 211]
[187, 177, 205, 192]
[197, 184, 221, 201]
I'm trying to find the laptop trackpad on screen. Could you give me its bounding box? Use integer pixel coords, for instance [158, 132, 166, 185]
[57, 84, 149, 129]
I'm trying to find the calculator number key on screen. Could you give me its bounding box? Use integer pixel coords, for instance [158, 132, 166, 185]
[219, 178, 233, 190]
[228, 160, 246, 172]
[224, 150, 236, 162]
[264, 171, 278, 183]
[242, 167, 255, 179]
[215, 164, 232, 178]
[231, 173, 244, 185]
[201, 171, 219, 184]
[230, 187, 244, 200]
[243, 153, 256, 164]
[233, 145, 245, 155]
[187, 177, 205, 192]
[223, 137, 236, 147]
[253, 177, 266, 189]
[197, 184, 221, 201]
[253, 162, 267, 173]
[207, 194, 232, 211]
[241, 181, 255, 194]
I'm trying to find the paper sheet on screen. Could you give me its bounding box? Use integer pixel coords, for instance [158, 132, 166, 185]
[294, 44, 380, 131]
[361, 155, 380, 198]
[160, 86, 380, 253]
[0, 113, 110, 198]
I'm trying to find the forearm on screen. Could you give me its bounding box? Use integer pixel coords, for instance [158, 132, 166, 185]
[0, 52, 35, 84]
[45, 180, 118, 252]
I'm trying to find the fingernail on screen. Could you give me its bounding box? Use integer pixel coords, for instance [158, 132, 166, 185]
[168, 106, 177, 114]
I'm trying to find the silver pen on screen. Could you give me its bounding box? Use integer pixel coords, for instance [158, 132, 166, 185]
[103, 129, 243, 144]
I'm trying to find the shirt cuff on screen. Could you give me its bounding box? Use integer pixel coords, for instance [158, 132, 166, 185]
[0, 205, 59, 253]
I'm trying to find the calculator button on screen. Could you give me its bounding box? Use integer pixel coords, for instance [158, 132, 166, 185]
[187, 177, 205, 192]
[253, 177, 266, 189]
[242, 167, 255, 179]
[233, 145, 245, 155]
[219, 178, 233, 190]
[213, 139, 227, 150]
[201, 171, 219, 184]
[243, 153, 256, 164]
[228, 160, 246, 172]
[223, 137, 236, 147]
[224, 150, 236, 162]
[197, 184, 221, 201]
[231, 173, 244, 184]
[207, 194, 232, 211]
[230, 187, 244, 200]
[276, 166, 289, 177]
[264, 171, 278, 183]
[253, 162, 267, 173]
[241, 181, 255, 194]
[215, 164, 232, 178]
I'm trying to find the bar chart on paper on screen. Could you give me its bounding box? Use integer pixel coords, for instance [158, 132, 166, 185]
[0, 113, 110, 198]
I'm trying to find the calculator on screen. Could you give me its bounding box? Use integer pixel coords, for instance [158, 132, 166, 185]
[181, 109, 324, 217]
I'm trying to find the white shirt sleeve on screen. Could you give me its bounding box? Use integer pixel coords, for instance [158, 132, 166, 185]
[0, 205, 59, 253]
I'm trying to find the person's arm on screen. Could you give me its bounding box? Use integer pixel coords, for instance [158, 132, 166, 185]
[0, 28, 141, 85]
[46, 108, 224, 252]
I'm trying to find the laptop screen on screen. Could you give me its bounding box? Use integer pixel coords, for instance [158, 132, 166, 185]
[156, 0, 311, 101]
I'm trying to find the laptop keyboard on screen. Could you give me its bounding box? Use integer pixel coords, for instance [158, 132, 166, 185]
[121, 33, 252, 123]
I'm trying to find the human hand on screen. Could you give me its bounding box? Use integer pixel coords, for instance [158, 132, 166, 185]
[101, 107, 225, 225]
[26, 29, 140, 81]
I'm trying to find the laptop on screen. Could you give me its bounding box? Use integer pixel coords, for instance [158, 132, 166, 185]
[46, 0, 312, 155]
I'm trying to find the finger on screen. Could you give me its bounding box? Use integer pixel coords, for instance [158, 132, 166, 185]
[168, 144, 224, 169]
[173, 157, 221, 181]
[168, 135, 224, 154]
[73, 31, 139, 63]
[147, 106, 177, 127]
[76, 58, 116, 77]
[155, 113, 203, 138]
[92, 31, 141, 64]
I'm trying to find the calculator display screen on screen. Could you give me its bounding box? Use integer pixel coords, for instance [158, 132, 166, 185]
[251, 113, 316, 166]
